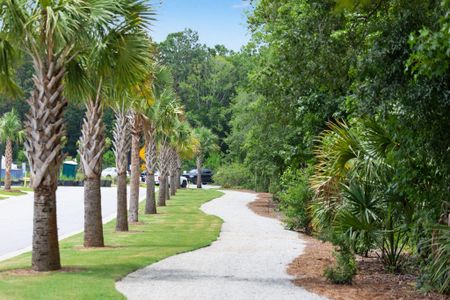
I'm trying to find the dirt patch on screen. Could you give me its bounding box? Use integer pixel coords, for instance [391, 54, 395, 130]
[74, 245, 123, 251]
[247, 193, 447, 300]
[247, 192, 282, 220]
[4, 267, 84, 277]
[288, 236, 447, 300]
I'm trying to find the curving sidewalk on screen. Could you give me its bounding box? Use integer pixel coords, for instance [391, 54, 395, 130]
[116, 190, 326, 300]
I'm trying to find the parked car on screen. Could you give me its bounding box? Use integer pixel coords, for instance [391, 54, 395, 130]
[140, 171, 188, 188]
[101, 167, 130, 179]
[185, 168, 213, 184]
[101, 167, 118, 179]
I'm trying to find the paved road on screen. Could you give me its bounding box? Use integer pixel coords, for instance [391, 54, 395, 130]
[116, 190, 325, 300]
[0, 186, 145, 261]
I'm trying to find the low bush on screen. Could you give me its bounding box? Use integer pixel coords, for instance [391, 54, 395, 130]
[277, 166, 314, 233]
[324, 242, 357, 284]
[213, 162, 253, 189]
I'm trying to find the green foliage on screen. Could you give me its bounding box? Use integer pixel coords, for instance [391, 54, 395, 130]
[407, 0, 450, 78]
[193, 127, 219, 155]
[213, 162, 253, 189]
[204, 152, 221, 171]
[333, 181, 381, 256]
[158, 30, 244, 150]
[277, 166, 314, 232]
[418, 225, 450, 294]
[325, 242, 357, 284]
[0, 109, 25, 144]
[102, 150, 115, 168]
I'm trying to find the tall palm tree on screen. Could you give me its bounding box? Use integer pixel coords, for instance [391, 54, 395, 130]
[169, 121, 197, 193]
[154, 90, 183, 206]
[128, 111, 143, 223]
[193, 127, 219, 188]
[141, 65, 174, 211]
[143, 114, 158, 214]
[113, 99, 132, 232]
[0, 109, 25, 191]
[74, 35, 153, 243]
[128, 62, 157, 221]
[0, 0, 143, 271]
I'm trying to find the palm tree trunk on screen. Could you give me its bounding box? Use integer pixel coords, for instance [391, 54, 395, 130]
[24, 55, 67, 271]
[4, 139, 13, 191]
[79, 96, 105, 248]
[145, 172, 156, 214]
[170, 172, 176, 196]
[116, 173, 128, 231]
[158, 141, 170, 206]
[144, 122, 157, 214]
[32, 184, 61, 271]
[128, 113, 142, 223]
[196, 155, 202, 188]
[158, 175, 166, 206]
[176, 156, 182, 189]
[165, 176, 170, 200]
[83, 177, 103, 246]
[113, 109, 131, 232]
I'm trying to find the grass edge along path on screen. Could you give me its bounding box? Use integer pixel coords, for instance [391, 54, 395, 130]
[0, 188, 224, 300]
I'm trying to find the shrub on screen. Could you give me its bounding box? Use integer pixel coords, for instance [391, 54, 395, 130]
[213, 162, 253, 189]
[204, 152, 221, 171]
[325, 242, 357, 284]
[418, 224, 450, 294]
[102, 150, 115, 168]
[277, 166, 314, 233]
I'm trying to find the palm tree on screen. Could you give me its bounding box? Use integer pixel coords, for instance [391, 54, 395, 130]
[169, 121, 197, 193]
[113, 100, 132, 232]
[193, 127, 219, 188]
[141, 65, 174, 212]
[0, 110, 25, 191]
[0, 0, 147, 271]
[128, 111, 143, 223]
[143, 115, 158, 214]
[128, 62, 157, 221]
[154, 91, 183, 206]
[67, 5, 154, 246]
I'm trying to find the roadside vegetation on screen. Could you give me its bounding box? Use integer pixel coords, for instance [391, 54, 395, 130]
[0, 0, 447, 297]
[0, 188, 223, 300]
[220, 0, 448, 295]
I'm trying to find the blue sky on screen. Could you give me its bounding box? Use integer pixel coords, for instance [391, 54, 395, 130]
[150, 0, 251, 51]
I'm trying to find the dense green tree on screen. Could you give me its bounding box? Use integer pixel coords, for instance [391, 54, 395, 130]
[158, 30, 245, 151]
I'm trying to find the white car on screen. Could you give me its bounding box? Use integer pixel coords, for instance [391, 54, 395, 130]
[101, 167, 118, 178]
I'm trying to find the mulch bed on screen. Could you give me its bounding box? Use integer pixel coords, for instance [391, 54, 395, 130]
[248, 192, 448, 300]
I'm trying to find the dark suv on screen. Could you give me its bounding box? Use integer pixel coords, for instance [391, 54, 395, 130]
[186, 168, 213, 184]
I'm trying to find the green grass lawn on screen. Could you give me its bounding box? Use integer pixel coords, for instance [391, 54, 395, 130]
[0, 188, 32, 200]
[0, 188, 223, 300]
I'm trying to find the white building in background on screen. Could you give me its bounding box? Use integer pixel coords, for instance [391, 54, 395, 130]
[1, 156, 19, 170]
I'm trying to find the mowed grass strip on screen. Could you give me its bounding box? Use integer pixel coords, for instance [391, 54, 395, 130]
[0, 188, 223, 300]
[0, 189, 29, 198]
